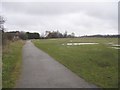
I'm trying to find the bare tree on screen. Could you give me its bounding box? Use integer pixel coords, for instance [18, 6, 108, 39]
[0, 16, 6, 45]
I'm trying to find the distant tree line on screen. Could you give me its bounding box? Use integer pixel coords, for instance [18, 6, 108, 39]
[26, 32, 40, 39]
[2, 30, 75, 41]
[5, 31, 40, 40]
[45, 31, 75, 39]
[80, 34, 120, 38]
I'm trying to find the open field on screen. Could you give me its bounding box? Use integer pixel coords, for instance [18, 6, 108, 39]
[33, 37, 119, 88]
[2, 40, 24, 88]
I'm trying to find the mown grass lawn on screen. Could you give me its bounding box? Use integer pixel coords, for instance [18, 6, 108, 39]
[33, 37, 118, 88]
[2, 40, 24, 88]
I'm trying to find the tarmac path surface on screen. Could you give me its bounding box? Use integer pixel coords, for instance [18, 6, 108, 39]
[16, 40, 98, 88]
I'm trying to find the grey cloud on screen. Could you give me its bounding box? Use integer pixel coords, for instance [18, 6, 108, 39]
[2, 2, 80, 15]
[2, 2, 118, 36]
[2, 2, 117, 19]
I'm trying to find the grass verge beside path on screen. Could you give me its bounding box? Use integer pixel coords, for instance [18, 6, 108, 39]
[2, 40, 24, 88]
[33, 38, 118, 88]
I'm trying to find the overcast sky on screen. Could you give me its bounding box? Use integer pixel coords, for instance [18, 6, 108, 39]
[1, 1, 118, 36]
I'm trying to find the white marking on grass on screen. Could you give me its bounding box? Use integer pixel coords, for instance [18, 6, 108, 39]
[66, 43, 99, 46]
[110, 47, 120, 49]
[112, 44, 120, 47]
[107, 42, 120, 46]
[107, 42, 114, 45]
[107, 43, 120, 49]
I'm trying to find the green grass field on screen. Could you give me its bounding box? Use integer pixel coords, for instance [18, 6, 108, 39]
[2, 40, 24, 88]
[33, 37, 118, 88]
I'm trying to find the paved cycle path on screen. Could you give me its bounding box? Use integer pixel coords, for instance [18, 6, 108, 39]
[16, 40, 98, 88]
